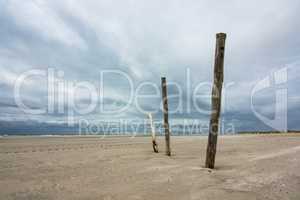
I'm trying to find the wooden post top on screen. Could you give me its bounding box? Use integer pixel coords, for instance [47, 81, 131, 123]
[216, 33, 226, 39]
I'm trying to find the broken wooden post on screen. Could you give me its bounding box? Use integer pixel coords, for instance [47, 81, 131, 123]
[148, 113, 159, 153]
[161, 77, 171, 156]
[205, 33, 227, 169]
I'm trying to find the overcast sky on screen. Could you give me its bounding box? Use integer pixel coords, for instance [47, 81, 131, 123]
[0, 0, 300, 133]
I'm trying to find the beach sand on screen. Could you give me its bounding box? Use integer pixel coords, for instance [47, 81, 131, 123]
[0, 134, 300, 200]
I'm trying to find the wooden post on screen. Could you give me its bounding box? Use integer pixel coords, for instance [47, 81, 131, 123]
[161, 77, 171, 156]
[205, 33, 227, 169]
[148, 113, 159, 153]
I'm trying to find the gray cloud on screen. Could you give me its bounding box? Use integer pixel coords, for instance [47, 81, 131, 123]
[0, 0, 300, 133]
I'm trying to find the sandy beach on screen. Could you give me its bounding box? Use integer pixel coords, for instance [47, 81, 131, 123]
[0, 134, 300, 200]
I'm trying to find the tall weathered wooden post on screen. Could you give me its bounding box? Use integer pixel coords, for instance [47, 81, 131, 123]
[205, 33, 227, 169]
[161, 77, 171, 156]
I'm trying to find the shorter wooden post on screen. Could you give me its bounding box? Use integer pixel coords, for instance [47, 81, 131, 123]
[148, 113, 158, 153]
[161, 77, 171, 156]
